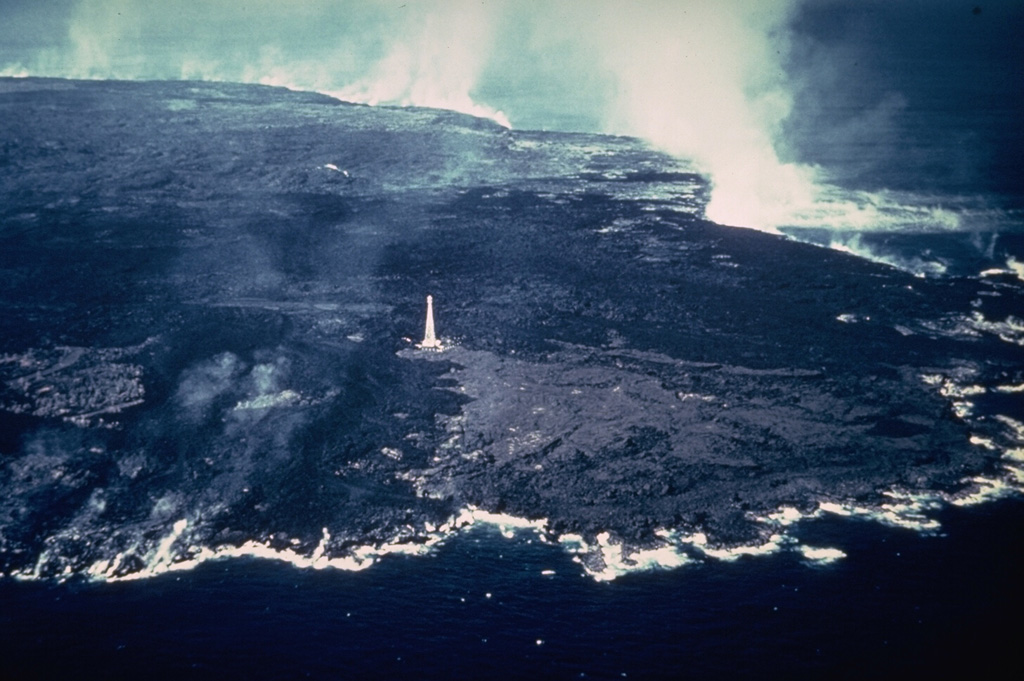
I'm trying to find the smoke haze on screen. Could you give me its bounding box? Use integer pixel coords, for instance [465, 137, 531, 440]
[2, 0, 1022, 233]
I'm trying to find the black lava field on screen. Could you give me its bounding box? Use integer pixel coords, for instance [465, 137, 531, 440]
[0, 78, 1016, 579]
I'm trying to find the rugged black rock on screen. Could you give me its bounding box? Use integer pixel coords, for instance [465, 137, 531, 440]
[0, 78, 1009, 577]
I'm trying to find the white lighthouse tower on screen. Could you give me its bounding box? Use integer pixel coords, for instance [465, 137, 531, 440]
[417, 295, 442, 350]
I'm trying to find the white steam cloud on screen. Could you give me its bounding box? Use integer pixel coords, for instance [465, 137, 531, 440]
[5, 0, 1009, 237]
[1, 0, 815, 228]
[581, 0, 816, 230]
[333, 1, 510, 127]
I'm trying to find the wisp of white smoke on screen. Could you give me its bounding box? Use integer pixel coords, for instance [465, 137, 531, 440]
[333, 0, 510, 127]
[2, 0, 511, 128]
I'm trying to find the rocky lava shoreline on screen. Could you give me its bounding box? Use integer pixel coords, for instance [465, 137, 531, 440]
[0, 78, 1012, 578]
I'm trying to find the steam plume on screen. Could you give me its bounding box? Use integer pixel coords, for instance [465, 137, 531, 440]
[334, 0, 510, 127]
[8, 0, 1003, 237]
[0, 0, 819, 229]
[586, 0, 815, 231]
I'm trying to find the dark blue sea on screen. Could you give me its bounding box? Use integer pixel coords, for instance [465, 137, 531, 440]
[2, 498, 1022, 679]
[2, 357, 1022, 680]
[2, 3, 1024, 679]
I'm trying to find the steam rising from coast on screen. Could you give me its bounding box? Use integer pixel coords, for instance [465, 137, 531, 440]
[584, 1, 814, 230]
[333, 1, 510, 128]
[3, 0, 1020, 236]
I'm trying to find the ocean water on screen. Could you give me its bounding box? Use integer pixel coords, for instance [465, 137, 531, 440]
[3, 4, 1024, 679]
[2, 499, 1022, 679]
